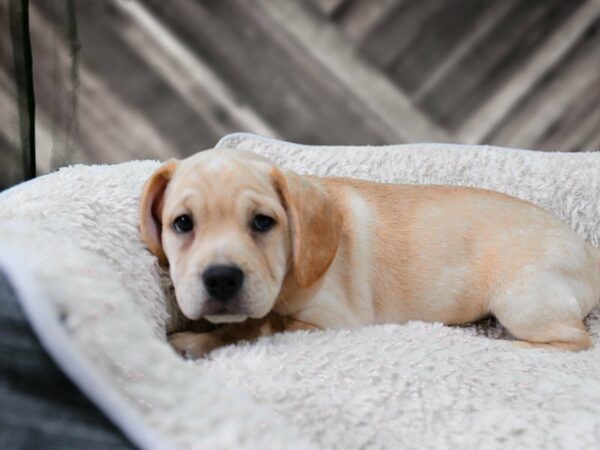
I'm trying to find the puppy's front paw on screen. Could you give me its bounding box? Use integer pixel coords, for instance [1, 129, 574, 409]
[168, 331, 222, 360]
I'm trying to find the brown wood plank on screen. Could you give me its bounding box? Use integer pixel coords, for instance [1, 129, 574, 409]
[418, 0, 584, 130]
[143, 0, 396, 145]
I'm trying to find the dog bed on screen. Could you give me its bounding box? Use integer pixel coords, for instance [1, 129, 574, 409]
[0, 133, 599, 449]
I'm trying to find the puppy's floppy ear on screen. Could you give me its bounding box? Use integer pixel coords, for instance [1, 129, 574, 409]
[140, 161, 177, 265]
[271, 167, 343, 287]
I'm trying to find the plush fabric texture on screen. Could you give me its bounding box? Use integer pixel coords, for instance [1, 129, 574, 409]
[0, 133, 599, 449]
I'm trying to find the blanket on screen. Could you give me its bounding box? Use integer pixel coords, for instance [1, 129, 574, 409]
[0, 133, 599, 449]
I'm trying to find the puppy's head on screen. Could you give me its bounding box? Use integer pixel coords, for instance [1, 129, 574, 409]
[140, 149, 342, 323]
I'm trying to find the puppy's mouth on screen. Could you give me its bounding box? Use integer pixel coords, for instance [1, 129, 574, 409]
[200, 298, 249, 323]
[204, 314, 248, 324]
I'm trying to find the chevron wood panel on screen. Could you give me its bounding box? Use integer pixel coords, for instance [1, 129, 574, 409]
[2, 0, 600, 182]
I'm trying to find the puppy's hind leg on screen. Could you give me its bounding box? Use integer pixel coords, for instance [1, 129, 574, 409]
[510, 322, 591, 351]
[492, 271, 595, 352]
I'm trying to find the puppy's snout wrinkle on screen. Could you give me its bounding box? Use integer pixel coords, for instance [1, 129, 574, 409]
[202, 265, 244, 301]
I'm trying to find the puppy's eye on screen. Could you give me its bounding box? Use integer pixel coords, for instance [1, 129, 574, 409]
[251, 214, 275, 233]
[173, 214, 194, 233]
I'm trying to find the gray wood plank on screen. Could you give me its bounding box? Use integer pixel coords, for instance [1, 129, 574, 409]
[388, 0, 510, 95]
[336, 0, 403, 43]
[1, 64, 52, 175]
[0, 72, 21, 188]
[418, 0, 583, 130]
[143, 0, 396, 145]
[113, 1, 277, 140]
[459, 0, 600, 145]
[34, 1, 224, 156]
[28, 2, 181, 164]
[4, 0, 599, 165]
[358, 0, 447, 69]
[541, 79, 600, 152]
[307, 0, 350, 17]
[257, 0, 451, 143]
[0, 3, 14, 78]
[486, 18, 600, 151]
[0, 3, 23, 188]
[0, 133, 20, 190]
[583, 113, 600, 151]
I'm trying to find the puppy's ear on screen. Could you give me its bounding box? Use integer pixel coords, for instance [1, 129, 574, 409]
[271, 167, 343, 287]
[140, 161, 177, 265]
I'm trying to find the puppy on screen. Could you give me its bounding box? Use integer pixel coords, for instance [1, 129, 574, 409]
[140, 149, 600, 358]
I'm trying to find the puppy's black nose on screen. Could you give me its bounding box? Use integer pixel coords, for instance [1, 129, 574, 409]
[202, 265, 244, 301]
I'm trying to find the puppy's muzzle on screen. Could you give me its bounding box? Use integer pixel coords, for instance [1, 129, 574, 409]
[202, 265, 244, 302]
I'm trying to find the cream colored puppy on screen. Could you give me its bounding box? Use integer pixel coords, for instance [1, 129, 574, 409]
[140, 149, 600, 358]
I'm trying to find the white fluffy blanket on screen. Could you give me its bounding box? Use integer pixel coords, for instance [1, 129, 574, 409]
[0, 133, 599, 449]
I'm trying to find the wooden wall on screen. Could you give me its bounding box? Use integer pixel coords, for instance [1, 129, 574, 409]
[1, 0, 600, 183]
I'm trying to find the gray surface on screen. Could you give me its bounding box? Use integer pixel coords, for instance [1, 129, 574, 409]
[0, 269, 134, 449]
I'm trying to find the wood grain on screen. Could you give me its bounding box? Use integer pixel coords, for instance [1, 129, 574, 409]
[3, 0, 600, 180]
